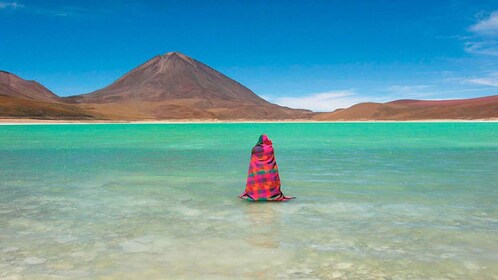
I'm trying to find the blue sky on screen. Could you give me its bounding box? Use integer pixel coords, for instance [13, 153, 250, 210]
[1, 0, 498, 111]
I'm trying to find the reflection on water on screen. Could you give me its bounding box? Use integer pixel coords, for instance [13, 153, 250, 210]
[244, 203, 279, 249]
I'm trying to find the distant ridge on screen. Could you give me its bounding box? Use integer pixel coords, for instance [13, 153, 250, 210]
[0, 71, 96, 119]
[314, 95, 498, 120]
[0, 71, 59, 102]
[66, 52, 313, 120]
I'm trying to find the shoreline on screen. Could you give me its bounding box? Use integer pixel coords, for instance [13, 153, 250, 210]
[1, 118, 498, 125]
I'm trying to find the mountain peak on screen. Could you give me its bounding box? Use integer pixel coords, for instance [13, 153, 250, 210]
[161, 51, 195, 65]
[164, 51, 185, 57]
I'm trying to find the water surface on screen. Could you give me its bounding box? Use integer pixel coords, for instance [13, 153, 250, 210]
[1, 123, 497, 279]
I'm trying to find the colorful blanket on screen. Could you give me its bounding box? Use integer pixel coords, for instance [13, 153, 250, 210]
[239, 135, 294, 201]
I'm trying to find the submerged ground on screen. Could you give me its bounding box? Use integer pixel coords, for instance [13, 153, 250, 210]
[0, 123, 497, 279]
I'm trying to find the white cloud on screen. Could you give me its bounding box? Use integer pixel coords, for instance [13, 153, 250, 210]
[467, 72, 498, 87]
[0, 2, 105, 17]
[469, 11, 498, 37]
[386, 85, 431, 96]
[464, 41, 498, 56]
[388, 83, 490, 98]
[270, 90, 376, 112]
[0, 1, 23, 9]
[465, 11, 498, 56]
[266, 83, 491, 112]
[387, 85, 430, 91]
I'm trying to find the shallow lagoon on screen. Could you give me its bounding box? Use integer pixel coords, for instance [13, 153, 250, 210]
[1, 123, 497, 279]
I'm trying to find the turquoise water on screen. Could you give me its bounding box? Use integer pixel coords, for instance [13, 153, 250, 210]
[0, 123, 497, 279]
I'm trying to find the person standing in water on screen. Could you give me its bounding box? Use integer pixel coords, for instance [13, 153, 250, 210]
[239, 134, 294, 201]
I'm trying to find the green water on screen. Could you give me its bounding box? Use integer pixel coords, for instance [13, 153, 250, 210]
[0, 123, 497, 279]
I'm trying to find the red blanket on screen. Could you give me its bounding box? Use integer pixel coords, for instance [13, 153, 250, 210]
[239, 135, 294, 201]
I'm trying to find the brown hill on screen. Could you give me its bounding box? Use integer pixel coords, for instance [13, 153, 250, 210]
[0, 95, 98, 119]
[0, 71, 60, 102]
[66, 52, 313, 120]
[314, 95, 498, 121]
[0, 71, 99, 119]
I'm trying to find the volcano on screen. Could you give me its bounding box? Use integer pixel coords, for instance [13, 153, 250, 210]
[67, 52, 312, 120]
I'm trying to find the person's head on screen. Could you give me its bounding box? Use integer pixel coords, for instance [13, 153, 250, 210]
[257, 134, 273, 145]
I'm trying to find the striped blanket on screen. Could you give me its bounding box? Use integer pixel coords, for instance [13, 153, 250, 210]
[239, 134, 294, 201]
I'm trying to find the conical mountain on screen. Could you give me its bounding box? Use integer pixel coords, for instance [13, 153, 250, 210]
[75, 52, 269, 104]
[68, 52, 312, 120]
[0, 70, 59, 102]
